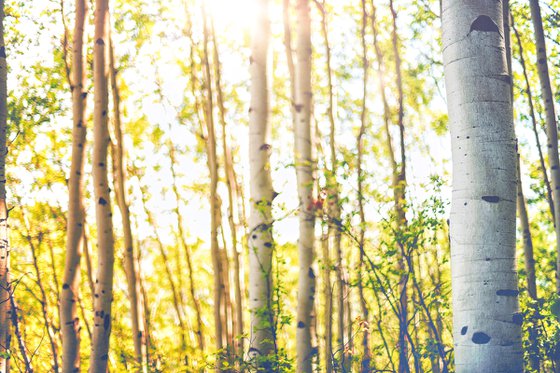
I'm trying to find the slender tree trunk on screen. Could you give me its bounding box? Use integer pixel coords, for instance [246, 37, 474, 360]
[60, 0, 88, 370]
[90, 0, 116, 370]
[357, 1, 370, 370]
[210, 19, 244, 358]
[20, 215, 60, 372]
[137, 184, 188, 351]
[0, 1, 10, 371]
[320, 224, 333, 373]
[108, 37, 146, 371]
[10, 294, 31, 372]
[248, 0, 276, 365]
[516, 154, 537, 300]
[294, 1, 316, 372]
[442, 0, 523, 371]
[512, 21, 554, 221]
[201, 4, 225, 367]
[387, 2, 410, 371]
[314, 2, 346, 369]
[528, 0, 560, 293]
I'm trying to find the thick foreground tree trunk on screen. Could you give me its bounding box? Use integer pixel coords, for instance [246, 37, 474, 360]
[90, 0, 115, 371]
[61, 1, 88, 370]
[248, 0, 276, 365]
[294, 0, 315, 372]
[442, 1, 523, 372]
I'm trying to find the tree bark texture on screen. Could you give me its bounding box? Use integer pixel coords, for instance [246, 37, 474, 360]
[90, 0, 116, 371]
[248, 0, 276, 362]
[61, 1, 88, 370]
[294, 1, 315, 372]
[442, 1, 523, 371]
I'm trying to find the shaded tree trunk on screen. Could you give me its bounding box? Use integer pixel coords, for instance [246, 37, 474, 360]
[442, 0, 523, 371]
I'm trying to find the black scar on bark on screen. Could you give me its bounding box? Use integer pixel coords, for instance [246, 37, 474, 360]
[96, 38, 105, 45]
[62, 283, 70, 290]
[496, 289, 519, 297]
[308, 268, 315, 279]
[472, 332, 491, 344]
[468, 15, 500, 36]
[461, 326, 468, 335]
[98, 197, 107, 205]
[0, 47, 6, 58]
[297, 321, 305, 328]
[482, 195, 500, 203]
[260, 143, 271, 151]
[103, 313, 110, 330]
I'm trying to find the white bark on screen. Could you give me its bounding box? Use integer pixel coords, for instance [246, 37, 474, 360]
[90, 0, 115, 371]
[61, 1, 88, 370]
[248, 0, 275, 361]
[294, 0, 315, 372]
[442, 1, 523, 372]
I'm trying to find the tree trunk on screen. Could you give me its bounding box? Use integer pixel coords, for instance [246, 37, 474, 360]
[201, 4, 226, 367]
[90, 0, 115, 370]
[294, 1, 315, 372]
[248, 0, 276, 365]
[442, 0, 523, 371]
[211, 18, 244, 359]
[137, 182, 188, 351]
[512, 21, 554, 221]
[528, 0, 560, 293]
[60, 0, 88, 370]
[357, 1, 370, 370]
[0, 1, 9, 371]
[516, 154, 537, 300]
[108, 37, 146, 371]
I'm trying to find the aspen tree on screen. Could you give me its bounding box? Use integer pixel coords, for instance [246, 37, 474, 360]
[200, 3, 226, 366]
[108, 37, 146, 370]
[512, 21, 553, 221]
[90, 0, 116, 370]
[0, 2, 8, 370]
[442, 0, 523, 371]
[294, 0, 315, 372]
[528, 0, 560, 292]
[210, 19, 244, 357]
[357, 0, 371, 370]
[60, 6, 87, 366]
[313, 2, 347, 369]
[248, 0, 276, 364]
